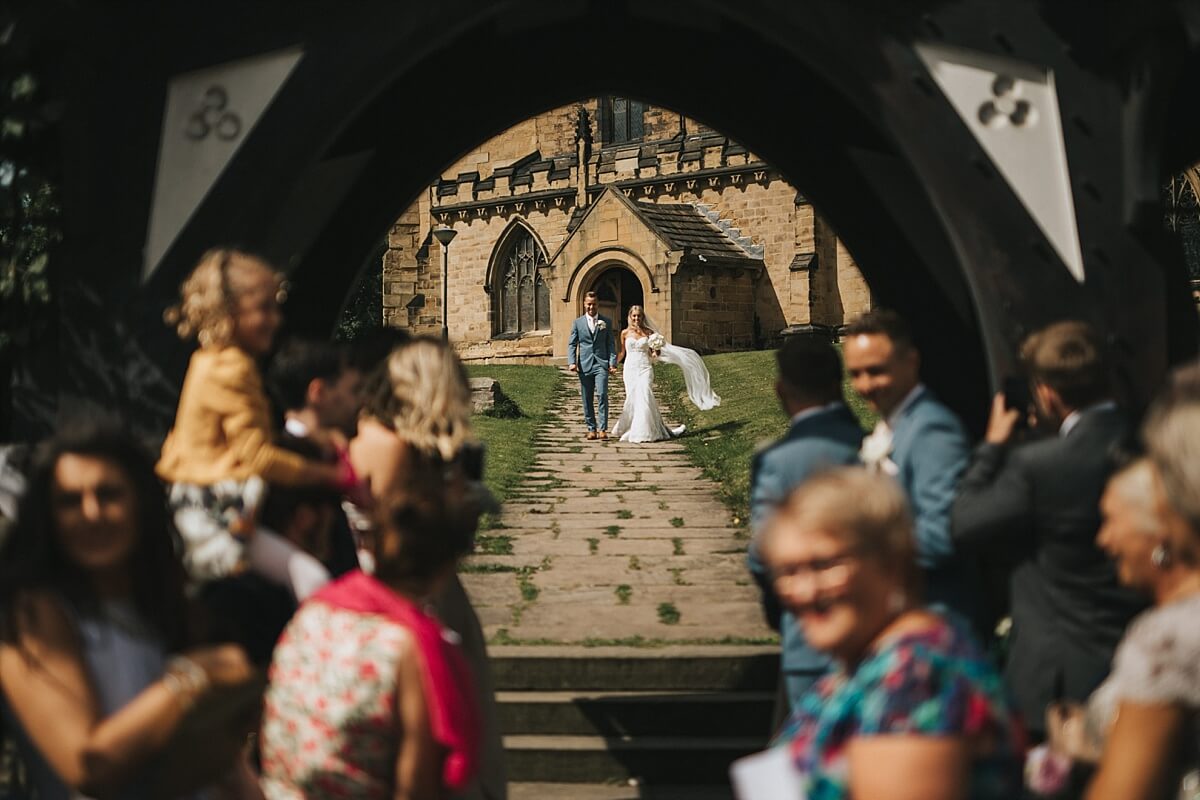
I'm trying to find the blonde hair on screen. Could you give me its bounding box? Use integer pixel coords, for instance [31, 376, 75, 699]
[1106, 458, 1166, 538]
[165, 248, 284, 347]
[1143, 364, 1200, 560]
[626, 305, 647, 327]
[384, 338, 475, 461]
[766, 467, 920, 591]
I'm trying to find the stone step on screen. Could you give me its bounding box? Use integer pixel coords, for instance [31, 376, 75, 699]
[509, 782, 733, 800]
[496, 689, 774, 737]
[490, 646, 778, 691]
[503, 734, 764, 784]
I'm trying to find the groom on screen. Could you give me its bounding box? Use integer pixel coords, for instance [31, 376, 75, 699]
[567, 291, 617, 441]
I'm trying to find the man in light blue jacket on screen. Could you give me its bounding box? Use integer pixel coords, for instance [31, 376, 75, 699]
[843, 310, 975, 620]
[748, 337, 864, 718]
[566, 291, 617, 440]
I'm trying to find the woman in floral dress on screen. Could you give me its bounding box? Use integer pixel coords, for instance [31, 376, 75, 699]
[259, 476, 479, 800]
[761, 467, 1025, 800]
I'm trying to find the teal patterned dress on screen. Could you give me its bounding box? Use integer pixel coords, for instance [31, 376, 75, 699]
[773, 613, 1025, 799]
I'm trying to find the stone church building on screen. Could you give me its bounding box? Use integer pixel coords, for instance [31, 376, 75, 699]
[381, 99, 871, 362]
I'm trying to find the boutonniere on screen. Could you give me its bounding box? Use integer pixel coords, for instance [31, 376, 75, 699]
[860, 423, 899, 476]
[596, 320, 606, 331]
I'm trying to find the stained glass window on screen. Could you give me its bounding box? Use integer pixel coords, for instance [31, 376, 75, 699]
[496, 228, 550, 334]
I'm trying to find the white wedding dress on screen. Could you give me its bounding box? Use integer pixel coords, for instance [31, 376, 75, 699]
[612, 333, 721, 443]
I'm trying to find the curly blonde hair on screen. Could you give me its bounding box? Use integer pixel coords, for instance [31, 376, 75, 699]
[164, 248, 285, 347]
[364, 337, 475, 461]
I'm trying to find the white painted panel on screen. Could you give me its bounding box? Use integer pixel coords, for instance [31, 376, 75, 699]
[916, 43, 1085, 283]
[143, 48, 303, 280]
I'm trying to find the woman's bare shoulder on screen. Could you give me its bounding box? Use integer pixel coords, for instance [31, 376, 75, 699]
[352, 418, 406, 453]
[0, 589, 78, 654]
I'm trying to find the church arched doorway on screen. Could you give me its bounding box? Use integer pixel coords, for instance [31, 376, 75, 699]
[588, 266, 644, 331]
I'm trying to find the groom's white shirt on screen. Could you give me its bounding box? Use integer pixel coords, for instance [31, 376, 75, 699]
[586, 313, 596, 334]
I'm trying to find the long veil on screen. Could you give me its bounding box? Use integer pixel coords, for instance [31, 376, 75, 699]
[639, 312, 721, 411]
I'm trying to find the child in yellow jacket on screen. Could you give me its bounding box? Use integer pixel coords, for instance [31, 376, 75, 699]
[159, 248, 354, 599]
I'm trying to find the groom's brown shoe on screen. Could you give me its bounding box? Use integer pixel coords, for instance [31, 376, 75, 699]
[586, 431, 597, 441]
[598, 430, 609, 441]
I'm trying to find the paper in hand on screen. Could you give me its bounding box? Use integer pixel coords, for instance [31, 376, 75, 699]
[730, 746, 807, 799]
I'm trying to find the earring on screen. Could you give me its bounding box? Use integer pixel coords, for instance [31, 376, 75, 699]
[886, 589, 907, 616]
[1151, 543, 1173, 570]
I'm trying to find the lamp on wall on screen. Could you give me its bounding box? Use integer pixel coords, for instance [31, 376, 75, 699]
[432, 225, 458, 341]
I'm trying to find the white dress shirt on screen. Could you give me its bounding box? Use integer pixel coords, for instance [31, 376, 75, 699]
[1059, 400, 1118, 437]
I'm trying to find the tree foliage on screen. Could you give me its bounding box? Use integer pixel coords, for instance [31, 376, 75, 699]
[0, 14, 61, 354]
[335, 247, 383, 342]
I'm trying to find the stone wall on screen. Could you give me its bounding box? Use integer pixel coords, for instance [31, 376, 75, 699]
[643, 106, 683, 140]
[640, 177, 803, 343]
[836, 235, 872, 326]
[381, 99, 872, 359]
[672, 266, 758, 352]
[457, 333, 556, 364]
[382, 207, 431, 330]
[436, 207, 574, 346]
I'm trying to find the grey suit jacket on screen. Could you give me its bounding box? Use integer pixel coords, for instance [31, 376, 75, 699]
[747, 404, 864, 672]
[566, 315, 616, 374]
[952, 406, 1145, 734]
[887, 387, 974, 616]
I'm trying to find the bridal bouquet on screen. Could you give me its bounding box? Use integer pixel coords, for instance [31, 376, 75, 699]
[647, 332, 666, 356]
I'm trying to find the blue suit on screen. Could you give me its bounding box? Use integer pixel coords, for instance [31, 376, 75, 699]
[886, 386, 975, 618]
[747, 403, 864, 712]
[567, 314, 617, 432]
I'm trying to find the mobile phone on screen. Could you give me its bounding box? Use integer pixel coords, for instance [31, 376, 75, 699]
[1003, 376, 1032, 414]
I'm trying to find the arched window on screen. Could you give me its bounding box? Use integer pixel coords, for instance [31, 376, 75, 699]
[495, 226, 550, 335]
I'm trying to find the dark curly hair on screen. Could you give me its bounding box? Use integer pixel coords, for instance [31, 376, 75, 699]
[371, 471, 475, 588]
[0, 421, 190, 652]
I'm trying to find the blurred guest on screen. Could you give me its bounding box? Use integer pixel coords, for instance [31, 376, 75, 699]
[267, 337, 363, 448]
[843, 310, 975, 618]
[329, 327, 414, 572]
[1076, 374, 1200, 799]
[0, 444, 29, 555]
[350, 337, 506, 800]
[342, 325, 412, 379]
[268, 337, 367, 576]
[0, 423, 260, 798]
[260, 478, 479, 800]
[198, 435, 344, 667]
[747, 337, 863, 719]
[952, 320, 1143, 742]
[764, 467, 1024, 800]
[0, 444, 28, 523]
[158, 248, 353, 599]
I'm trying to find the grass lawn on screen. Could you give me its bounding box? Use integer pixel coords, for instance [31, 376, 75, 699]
[654, 348, 877, 525]
[465, 364, 560, 504]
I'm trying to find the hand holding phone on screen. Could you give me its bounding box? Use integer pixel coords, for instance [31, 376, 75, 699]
[1003, 377, 1032, 415]
[986, 392, 1023, 445]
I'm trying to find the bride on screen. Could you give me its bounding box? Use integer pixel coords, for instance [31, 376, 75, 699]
[611, 305, 721, 443]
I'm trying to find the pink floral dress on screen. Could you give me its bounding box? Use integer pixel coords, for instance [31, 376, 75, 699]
[259, 571, 479, 799]
[260, 602, 411, 799]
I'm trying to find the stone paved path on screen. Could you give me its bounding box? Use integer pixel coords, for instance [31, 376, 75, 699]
[461, 368, 775, 645]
